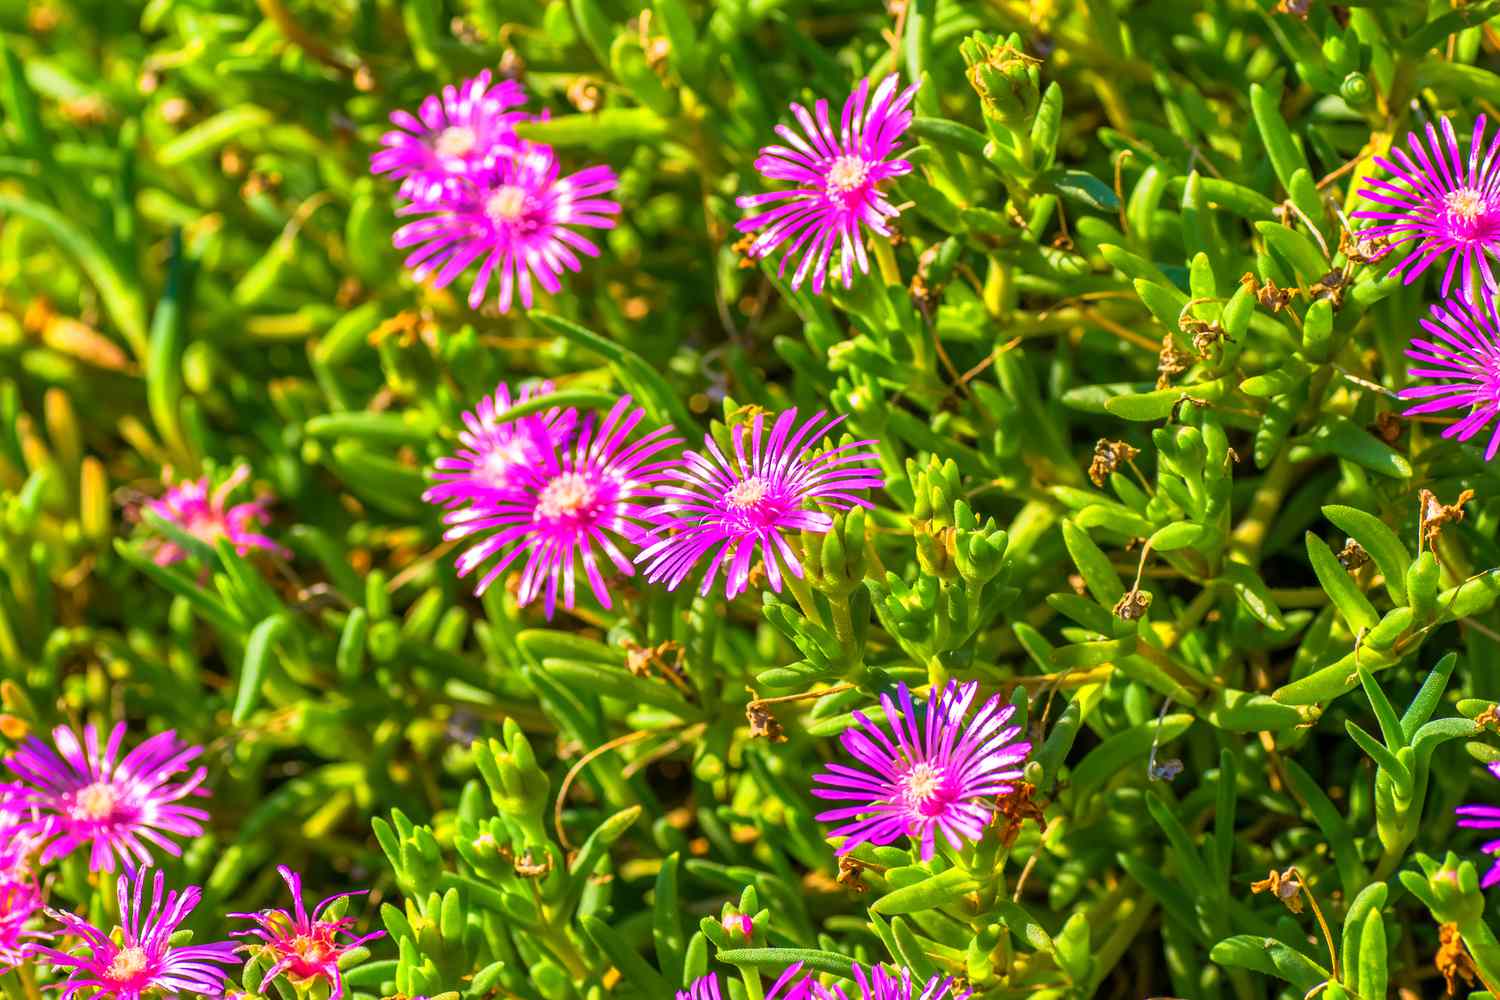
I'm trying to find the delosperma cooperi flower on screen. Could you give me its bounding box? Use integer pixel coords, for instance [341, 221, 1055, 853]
[677, 965, 809, 1000]
[232, 866, 384, 1000]
[1398, 283, 1500, 457]
[370, 70, 529, 202]
[811, 681, 1031, 860]
[423, 380, 577, 509]
[0, 831, 43, 971]
[34, 867, 238, 1000]
[807, 963, 969, 1000]
[145, 466, 287, 566]
[393, 140, 620, 313]
[1, 722, 210, 872]
[737, 74, 919, 293]
[1456, 760, 1500, 888]
[635, 409, 882, 599]
[440, 396, 681, 617]
[1354, 114, 1500, 295]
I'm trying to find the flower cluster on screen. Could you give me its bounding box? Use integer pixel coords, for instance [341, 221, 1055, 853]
[373, 74, 621, 312]
[426, 389, 883, 615]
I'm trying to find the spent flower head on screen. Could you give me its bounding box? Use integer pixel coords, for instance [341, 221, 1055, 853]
[635, 408, 882, 599]
[812, 681, 1031, 860]
[737, 75, 919, 293]
[232, 866, 384, 1000]
[1, 722, 209, 872]
[144, 465, 286, 566]
[1354, 114, 1500, 295]
[1398, 283, 1500, 458]
[35, 867, 237, 1000]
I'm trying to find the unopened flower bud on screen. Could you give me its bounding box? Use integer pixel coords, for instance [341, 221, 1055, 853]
[961, 33, 1041, 127]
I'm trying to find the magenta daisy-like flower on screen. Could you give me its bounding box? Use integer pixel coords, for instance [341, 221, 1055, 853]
[393, 140, 620, 313]
[811, 681, 1031, 860]
[1, 722, 210, 872]
[1456, 761, 1500, 888]
[1398, 284, 1500, 458]
[635, 409, 881, 599]
[371, 71, 529, 202]
[677, 965, 809, 1000]
[145, 465, 287, 566]
[424, 380, 577, 510]
[808, 964, 969, 1000]
[35, 867, 238, 1000]
[441, 396, 680, 616]
[232, 866, 384, 1000]
[737, 74, 919, 293]
[0, 831, 44, 971]
[1354, 114, 1500, 295]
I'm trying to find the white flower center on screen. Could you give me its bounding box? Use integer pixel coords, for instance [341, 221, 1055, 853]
[1447, 187, 1486, 221]
[74, 781, 119, 821]
[434, 125, 478, 159]
[480, 442, 527, 484]
[536, 473, 597, 520]
[486, 185, 531, 224]
[899, 762, 943, 805]
[725, 476, 769, 509]
[826, 155, 871, 196]
[107, 947, 148, 982]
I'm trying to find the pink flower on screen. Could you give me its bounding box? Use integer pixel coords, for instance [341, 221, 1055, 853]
[441, 396, 681, 617]
[34, 867, 238, 1000]
[232, 866, 384, 1000]
[371, 71, 530, 202]
[145, 466, 287, 566]
[811, 682, 1031, 860]
[807, 963, 969, 1000]
[721, 912, 753, 940]
[423, 380, 577, 510]
[737, 75, 919, 293]
[1355, 114, 1500, 296]
[1, 722, 209, 872]
[393, 141, 620, 313]
[635, 409, 881, 599]
[1399, 283, 1500, 458]
[677, 965, 809, 1000]
[1457, 761, 1500, 888]
[0, 829, 44, 971]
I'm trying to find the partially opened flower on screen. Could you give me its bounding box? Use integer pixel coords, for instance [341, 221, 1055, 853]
[1354, 114, 1500, 295]
[737, 75, 919, 293]
[424, 380, 577, 510]
[635, 409, 881, 599]
[807, 963, 968, 1000]
[1456, 761, 1500, 888]
[34, 867, 237, 1000]
[393, 141, 620, 313]
[1398, 284, 1500, 458]
[677, 964, 809, 1000]
[441, 396, 681, 617]
[371, 70, 530, 202]
[1, 722, 209, 872]
[232, 866, 384, 1000]
[812, 681, 1031, 860]
[144, 466, 287, 566]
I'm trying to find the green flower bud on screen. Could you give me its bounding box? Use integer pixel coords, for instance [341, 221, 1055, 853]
[1340, 71, 1373, 108]
[961, 32, 1041, 127]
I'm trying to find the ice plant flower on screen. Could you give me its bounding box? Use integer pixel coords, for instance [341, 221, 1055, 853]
[676, 965, 809, 1000]
[1, 722, 209, 872]
[737, 74, 919, 293]
[635, 408, 882, 599]
[807, 963, 968, 1000]
[811, 681, 1031, 860]
[1456, 761, 1500, 888]
[34, 867, 237, 1000]
[1398, 284, 1500, 458]
[371, 71, 529, 202]
[424, 380, 577, 510]
[393, 140, 620, 313]
[721, 912, 753, 940]
[144, 465, 287, 566]
[440, 396, 680, 617]
[1354, 114, 1500, 295]
[0, 832, 43, 970]
[232, 866, 384, 1000]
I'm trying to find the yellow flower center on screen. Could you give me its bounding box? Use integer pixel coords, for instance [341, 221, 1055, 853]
[485, 185, 530, 224]
[291, 935, 328, 963]
[725, 477, 769, 509]
[826, 155, 871, 196]
[1447, 187, 1486, 221]
[106, 947, 148, 982]
[536, 473, 597, 520]
[434, 126, 477, 159]
[74, 781, 118, 821]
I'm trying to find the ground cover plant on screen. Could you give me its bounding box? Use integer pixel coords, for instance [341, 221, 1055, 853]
[11, 0, 1500, 998]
